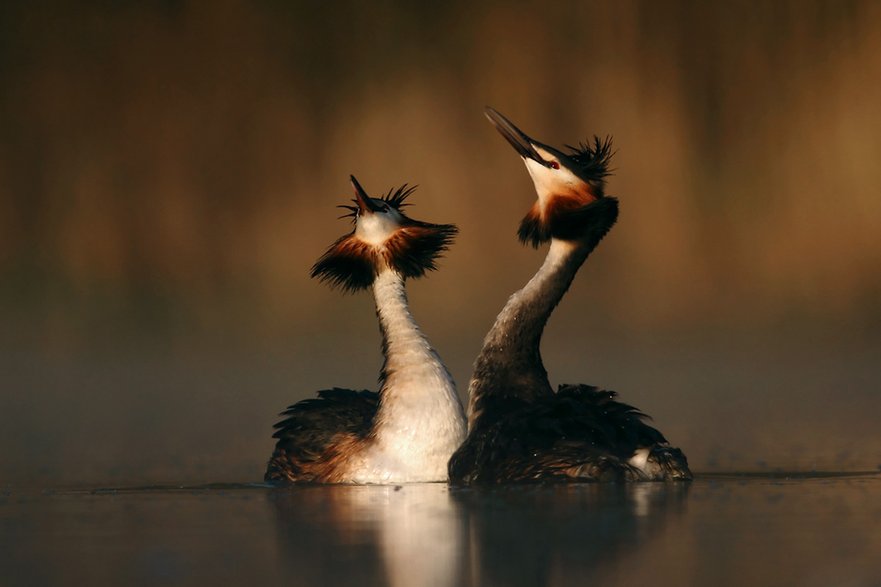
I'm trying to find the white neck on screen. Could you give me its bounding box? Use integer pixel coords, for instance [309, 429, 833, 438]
[347, 269, 465, 483]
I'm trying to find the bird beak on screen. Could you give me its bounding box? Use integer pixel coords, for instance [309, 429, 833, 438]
[484, 107, 554, 168]
[350, 175, 383, 214]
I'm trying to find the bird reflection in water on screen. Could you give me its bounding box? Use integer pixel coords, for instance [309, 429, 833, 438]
[267, 482, 687, 587]
[267, 484, 467, 587]
[454, 483, 689, 586]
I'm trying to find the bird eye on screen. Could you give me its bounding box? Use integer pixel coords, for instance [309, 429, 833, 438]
[549, 161, 560, 170]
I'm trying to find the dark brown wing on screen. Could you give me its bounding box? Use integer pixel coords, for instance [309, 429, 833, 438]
[449, 384, 678, 484]
[264, 388, 379, 483]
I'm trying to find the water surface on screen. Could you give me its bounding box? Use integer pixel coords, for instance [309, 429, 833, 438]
[3, 473, 880, 587]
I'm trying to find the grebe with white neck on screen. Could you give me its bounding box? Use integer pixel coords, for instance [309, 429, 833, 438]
[448, 108, 691, 484]
[265, 176, 465, 484]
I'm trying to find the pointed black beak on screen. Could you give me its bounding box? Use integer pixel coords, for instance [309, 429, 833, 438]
[350, 175, 384, 214]
[484, 107, 554, 168]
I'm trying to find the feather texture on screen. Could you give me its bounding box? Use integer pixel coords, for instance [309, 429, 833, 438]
[459, 111, 691, 484]
[518, 195, 619, 248]
[311, 185, 457, 292]
[450, 384, 688, 484]
[265, 388, 379, 483]
[266, 181, 464, 484]
[565, 135, 615, 188]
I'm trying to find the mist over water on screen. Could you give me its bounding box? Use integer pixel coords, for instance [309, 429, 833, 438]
[2, 1, 881, 486]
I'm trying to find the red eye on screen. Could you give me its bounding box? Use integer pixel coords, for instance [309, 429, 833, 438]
[550, 161, 560, 169]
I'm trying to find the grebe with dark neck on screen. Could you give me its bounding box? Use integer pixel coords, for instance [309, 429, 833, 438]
[265, 176, 465, 484]
[448, 109, 691, 484]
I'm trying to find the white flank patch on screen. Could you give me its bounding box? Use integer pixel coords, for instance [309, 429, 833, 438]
[628, 447, 651, 472]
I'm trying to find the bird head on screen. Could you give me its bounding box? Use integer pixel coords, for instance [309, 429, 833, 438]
[485, 107, 618, 247]
[310, 175, 458, 292]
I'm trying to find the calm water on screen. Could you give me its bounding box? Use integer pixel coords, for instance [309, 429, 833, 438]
[2, 474, 881, 587]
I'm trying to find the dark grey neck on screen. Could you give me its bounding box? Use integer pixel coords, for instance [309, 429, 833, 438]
[466, 238, 592, 428]
[466, 196, 619, 430]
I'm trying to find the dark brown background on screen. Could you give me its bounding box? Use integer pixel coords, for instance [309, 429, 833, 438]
[2, 0, 880, 485]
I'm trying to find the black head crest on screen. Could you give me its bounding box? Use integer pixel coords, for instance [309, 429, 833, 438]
[565, 135, 615, 190]
[336, 184, 417, 222]
[383, 184, 417, 209]
[517, 137, 616, 248]
[312, 184, 456, 291]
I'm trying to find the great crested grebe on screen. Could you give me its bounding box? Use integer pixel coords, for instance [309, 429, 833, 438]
[265, 176, 465, 484]
[448, 108, 691, 484]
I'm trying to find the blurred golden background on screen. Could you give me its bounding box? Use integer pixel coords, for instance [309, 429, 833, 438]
[2, 0, 880, 485]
